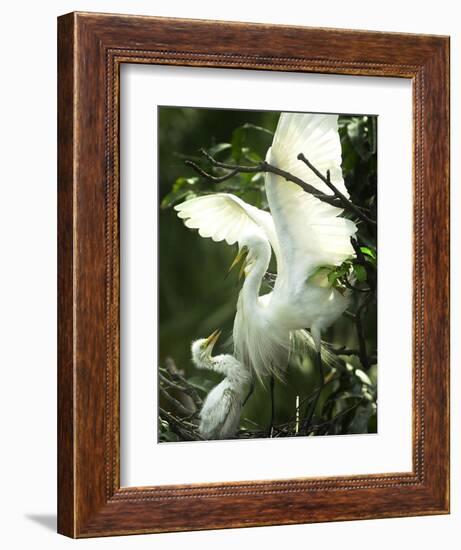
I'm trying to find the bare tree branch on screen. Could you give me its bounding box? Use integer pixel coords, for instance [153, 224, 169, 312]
[185, 148, 377, 231]
[159, 408, 203, 441]
[185, 149, 342, 208]
[184, 160, 240, 183]
[297, 153, 377, 229]
[159, 386, 194, 417]
[159, 365, 203, 410]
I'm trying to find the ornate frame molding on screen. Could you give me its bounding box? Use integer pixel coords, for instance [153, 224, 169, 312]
[58, 12, 449, 537]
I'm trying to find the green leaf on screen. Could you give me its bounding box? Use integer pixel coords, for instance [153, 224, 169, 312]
[243, 149, 262, 163]
[161, 176, 199, 209]
[353, 264, 367, 282]
[240, 123, 274, 137]
[309, 265, 332, 279]
[336, 264, 350, 278]
[360, 246, 377, 260]
[347, 402, 376, 434]
[359, 247, 377, 269]
[231, 127, 245, 161]
[161, 190, 196, 209]
[175, 176, 199, 190]
[308, 265, 334, 288]
[231, 123, 273, 162]
[354, 368, 373, 387]
[159, 431, 180, 442]
[327, 271, 339, 286]
[250, 173, 264, 184]
[159, 418, 170, 432]
[366, 257, 377, 269]
[208, 142, 231, 156]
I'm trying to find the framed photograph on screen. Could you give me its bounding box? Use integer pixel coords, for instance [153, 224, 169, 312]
[58, 12, 450, 537]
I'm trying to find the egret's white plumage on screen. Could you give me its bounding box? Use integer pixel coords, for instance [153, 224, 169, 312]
[177, 112, 357, 380]
[270, 111, 348, 197]
[191, 330, 252, 440]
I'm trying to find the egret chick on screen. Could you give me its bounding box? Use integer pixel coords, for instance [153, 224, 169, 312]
[191, 329, 252, 440]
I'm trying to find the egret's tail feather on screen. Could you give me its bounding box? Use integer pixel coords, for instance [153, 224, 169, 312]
[234, 324, 344, 387]
[291, 329, 346, 373]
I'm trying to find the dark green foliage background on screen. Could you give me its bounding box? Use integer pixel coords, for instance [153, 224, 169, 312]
[158, 107, 377, 440]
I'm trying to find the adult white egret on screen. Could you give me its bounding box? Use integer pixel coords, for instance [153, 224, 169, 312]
[176, 112, 357, 383]
[191, 329, 252, 440]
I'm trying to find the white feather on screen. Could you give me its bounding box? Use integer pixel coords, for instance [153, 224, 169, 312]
[191, 339, 252, 440]
[271, 112, 348, 197]
[175, 193, 276, 248]
[177, 112, 358, 381]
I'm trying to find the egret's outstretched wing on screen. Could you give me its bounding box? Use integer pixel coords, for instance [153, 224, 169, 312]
[266, 174, 356, 287]
[266, 112, 357, 288]
[271, 112, 349, 197]
[174, 193, 281, 260]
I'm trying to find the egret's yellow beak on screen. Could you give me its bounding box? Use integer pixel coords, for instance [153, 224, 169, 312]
[204, 329, 222, 350]
[227, 246, 248, 280]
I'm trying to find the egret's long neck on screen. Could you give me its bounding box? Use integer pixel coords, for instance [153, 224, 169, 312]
[191, 353, 210, 373]
[195, 354, 239, 380]
[194, 353, 228, 376]
[241, 246, 271, 308]
[212, 356, 251, 386]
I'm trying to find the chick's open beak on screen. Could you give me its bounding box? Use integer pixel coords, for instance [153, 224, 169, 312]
[227, 246, 249, 280]
[204, 329, 222, 351]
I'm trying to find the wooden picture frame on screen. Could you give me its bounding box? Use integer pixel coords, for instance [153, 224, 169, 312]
[57, 12, 450, 537]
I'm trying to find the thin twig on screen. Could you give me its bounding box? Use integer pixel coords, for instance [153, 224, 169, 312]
[159, 407, 198, 431]
[159, 386, 194, 417]
[280, 375, 341, 427]
[242, 417, 264, 429]
[184, 160, 240, 183]
[159, 366, 203, 409]
[302, 349, 325, 434]
[186, 149, 377, 230]
[342, 277, 372, 293]
[343, 310, 356, 321]
[186, 150, 342, 208]
[297, 153, 377, 229]
[350, 238, 367, 264]
[159, 372, 191, 394]
[159, 408, 203, 441]
[310, 398, 366, 433]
